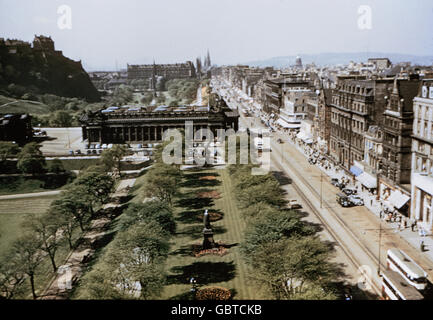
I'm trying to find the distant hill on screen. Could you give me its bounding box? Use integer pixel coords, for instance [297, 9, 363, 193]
[244, 52, 433, 68]
[0, 38, 100, 102]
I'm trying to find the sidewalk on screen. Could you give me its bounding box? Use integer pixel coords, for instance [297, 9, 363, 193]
[283, 130, 433, 266]
[218, 82, 433, 270]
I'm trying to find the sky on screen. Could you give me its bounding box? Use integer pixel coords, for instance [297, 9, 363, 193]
[0, 0, 432, 70]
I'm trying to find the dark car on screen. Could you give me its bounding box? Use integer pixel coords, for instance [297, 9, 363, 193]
[336, 193, 352, 207]
[277, 138, 283, 144]
[342, 188, 357, 196]
[331, 178, 339, 186]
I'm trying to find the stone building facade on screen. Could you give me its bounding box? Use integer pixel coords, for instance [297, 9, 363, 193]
[127, 61, 196, 80]
[79, 95, 239, 146]
[329, 76, 394, 170]
[411, 79, 433, 232]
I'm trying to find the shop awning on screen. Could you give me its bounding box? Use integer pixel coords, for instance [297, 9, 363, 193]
[276, 118, 300, 129]
[388, 191, 410, 209]
[304, 138, 313, 144]
[356, 172, 377, 189]
[296, 132, 306, 140]
[350, 165, 363, 177]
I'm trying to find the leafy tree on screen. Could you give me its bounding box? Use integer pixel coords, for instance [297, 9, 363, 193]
[0, 141, 20, 162]
[24, 213, 64, 272]
[50, 110, 73, 127]
[11, 234, 44, 299]
[0, 253, 26, 299]
[52, 190, 92, 232]
[79, 221, 169, 299]
[48, 158, 65, 173]
[49, 205, 78, 249]
[119, 201, 176, 234]
[240, 209, 313, 261]
[72, 172, 115, 213]
[248, 237, 340, 300]
[16, 142, 45, 174]
[100, 144, 129, 175]
[144, 163, 182, 206]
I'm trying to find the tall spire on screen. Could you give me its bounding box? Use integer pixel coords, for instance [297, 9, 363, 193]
[206, 49, 211, 68]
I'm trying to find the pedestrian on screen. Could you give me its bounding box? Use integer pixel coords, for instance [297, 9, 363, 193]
[380, 210, 383, 219]
[420, 240, 425, 252]
[411, 219, 416, 232]
[371, 198, 373, 207]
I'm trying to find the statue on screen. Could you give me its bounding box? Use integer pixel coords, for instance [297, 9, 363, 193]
[202, 209, 216, 249]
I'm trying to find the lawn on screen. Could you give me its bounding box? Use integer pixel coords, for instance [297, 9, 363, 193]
[0, 195, 58, 257]
[160, 168, 269, 300]
[0, 95, 50, 115]
[0, 194, 84, 299]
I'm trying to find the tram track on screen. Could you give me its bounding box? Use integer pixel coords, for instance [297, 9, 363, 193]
[270, 139, 384, 296]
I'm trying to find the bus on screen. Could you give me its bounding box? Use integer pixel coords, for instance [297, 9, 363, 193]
[381, 270, 424, 300]
[386, 248, 428, 290]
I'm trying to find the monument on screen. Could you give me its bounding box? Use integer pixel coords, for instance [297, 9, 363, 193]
[202, 209, 216, 249]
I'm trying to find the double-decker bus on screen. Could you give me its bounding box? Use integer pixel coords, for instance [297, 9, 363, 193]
[387, 248, 428, 290]
[381, 270, 424, 300]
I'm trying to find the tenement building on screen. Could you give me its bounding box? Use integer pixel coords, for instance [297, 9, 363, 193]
[378, 76, 420, 216]
[411, 78, 433, 232]
[127, 61, 196, 80]
[329, 75, 394, 173]
[79, 94, 239, 146]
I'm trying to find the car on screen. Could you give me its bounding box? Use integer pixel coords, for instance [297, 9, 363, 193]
[287, 199, 302, 209]
[68, 150, 74, 155]
[86, 150, 92, 155]
[91, 150, 97, 154]
[342, 188, 357, 196]
[348, 195, 364, 206]
[277, 138, 283, 144]
[75, 149, 82, 155]
[336, 193, 352, 207]
[308, 158, 317, 165]
[330, 178, 339, 186]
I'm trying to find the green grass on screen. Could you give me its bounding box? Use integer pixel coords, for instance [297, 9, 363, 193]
[0, 195, 59, 257]
[160, 169, 268, 300]
[0, 95, 50, 114]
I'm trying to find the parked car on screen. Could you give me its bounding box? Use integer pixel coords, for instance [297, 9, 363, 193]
[348, 195, 364, 206]
[330, 178, 339, 186]
[336, 193, 352, 207]
[308, 158, 317, 165]
[342, 188, 357, 196]
[75, 149, 82, 155]
[277, 138, 283, 144]
[287, 199, 302, 210]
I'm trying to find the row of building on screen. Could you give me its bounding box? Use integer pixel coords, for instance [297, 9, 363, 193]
[214, 58, 433, 233]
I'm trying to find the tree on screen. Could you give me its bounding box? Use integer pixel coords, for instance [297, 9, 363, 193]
[0, 142, 20, 173]
[16, 142, 45, 174]
[48, 158, 65, 173]
[247, 237, 340, 300]
[100, 144, 129, 175]
[50, 110, 73, 127]
[119, 201, 176, 234]
[49, 204, 79, 249]
[0, 141, 20, 163]
[11, 234, 44, 299]
[72, 172, 115, 213]
[52, 189, 92, 232]
[25, 213, 64, 272]
[144, 163, 182, 206]
[78, 221, 169, 299]
[240, 209, 314, 262]
[0, 253, 26, 299]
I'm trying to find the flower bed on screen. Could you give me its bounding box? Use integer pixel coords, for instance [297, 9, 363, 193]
[192, 242, 229, 257]
[196, 286, 231, 300]
[197, 190, 221, 199]
[197, 211, 223, 222]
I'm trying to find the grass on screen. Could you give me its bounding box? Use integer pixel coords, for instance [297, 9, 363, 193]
[0, 195, 59, 257]
[0, 193, 86, 299]
[0, 95, 50, 115]
[160, 168, 268, 300]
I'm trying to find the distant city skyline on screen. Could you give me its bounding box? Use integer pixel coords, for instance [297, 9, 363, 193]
[1, 0, 432, 70]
